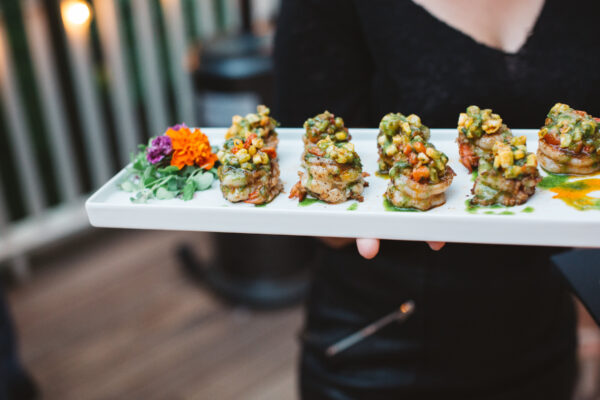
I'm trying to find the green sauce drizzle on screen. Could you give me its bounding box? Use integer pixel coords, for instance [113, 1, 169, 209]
[383, 198, 420, 212]
[347, 203, 358, 211]
[299, 197, 323, 207]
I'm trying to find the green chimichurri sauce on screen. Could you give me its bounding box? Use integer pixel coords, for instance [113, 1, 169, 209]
[465, 199, 516, 215]
[299, 197, 323, 207]
[521, 207, 534, 213]
[347, 203, 358, 211]
[383, 198, 420, 212]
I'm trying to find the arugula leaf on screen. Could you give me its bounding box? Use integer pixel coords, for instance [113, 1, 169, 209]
[156, 186, 176, 200]
[193, 172, 214, 190]
[120, 180, 137, 192]
[182, 181, 196, 201]
[158, 165, 179, 174]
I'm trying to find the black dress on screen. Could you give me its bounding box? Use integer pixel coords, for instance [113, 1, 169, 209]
[274, 1, 600, 398]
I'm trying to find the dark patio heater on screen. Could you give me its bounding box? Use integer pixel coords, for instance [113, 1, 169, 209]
[181, 0, 313, 309]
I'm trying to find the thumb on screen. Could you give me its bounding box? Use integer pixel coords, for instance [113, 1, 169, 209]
[356, 238, 380, 259]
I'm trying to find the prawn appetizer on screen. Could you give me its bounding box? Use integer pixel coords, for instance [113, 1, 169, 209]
[457, 105, 513, 172]
[384, 138, 455, 210]
[377, 113, 430, 173]
[290, 117, 367, 203]
[302, 111, 351, 146]
[537, 103, 600, 175]
[225, 104, 279, 148]
[217, 131, 282, 205]
[471, 136, 540, 206]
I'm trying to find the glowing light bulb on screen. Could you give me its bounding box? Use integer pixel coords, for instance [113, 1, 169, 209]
[62, 1, 92, 28]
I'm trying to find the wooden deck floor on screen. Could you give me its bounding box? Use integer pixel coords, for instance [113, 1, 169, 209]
[7, 230, 303, 400]
[6, 230, 600, 400]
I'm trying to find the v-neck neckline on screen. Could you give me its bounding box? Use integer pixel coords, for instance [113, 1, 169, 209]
[408, 0, 548, 56]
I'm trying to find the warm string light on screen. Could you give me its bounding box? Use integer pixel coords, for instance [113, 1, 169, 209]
[61, 0, 92, 30]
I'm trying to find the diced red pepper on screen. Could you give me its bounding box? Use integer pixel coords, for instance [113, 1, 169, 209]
[412, 166, 430, 182]
[413, 141, 426, 154]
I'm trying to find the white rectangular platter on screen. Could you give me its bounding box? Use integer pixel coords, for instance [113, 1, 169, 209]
[86, 128, 600, 247]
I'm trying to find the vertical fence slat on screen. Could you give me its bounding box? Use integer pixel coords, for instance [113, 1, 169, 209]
[0, 16, 45, 215]
[93, 0, 141, 166]
[195, 0, 217, 39]
[161, 0, 196, 125]
[131, 0, 168, 136]
[224, 0, 240, 32]
[22, 0, 80, 202]
[62, 3, 112, 188]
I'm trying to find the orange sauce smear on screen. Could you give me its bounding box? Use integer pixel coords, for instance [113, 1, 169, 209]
[549, 178, 600, 211]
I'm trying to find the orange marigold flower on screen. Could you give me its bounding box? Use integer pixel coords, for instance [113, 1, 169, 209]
[166, 126, 218, 170]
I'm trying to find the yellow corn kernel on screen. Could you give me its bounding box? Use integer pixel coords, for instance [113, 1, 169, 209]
[335, 131, 347, 141]
[514, 149, 525, 160]
[392, 135, 404, 146]
[241, 162, 253, 170]
[407, 114, 421, 126]
[400, 122, 411, 135]
[385, 144, 398, 156]
[252, 153, 262, 164]
[233, 139, 243, 147]
[559, 133, 572, 148]
[252, 138, 264, 148]
[417, 152, 430, 163]
[261, 152, 269, 164]
[248, 145, 257, 156]
[425, 147, 439, 160]
[538, 127, 548, 138]
[458, 113, 468, 127]
[526, 153, 537, 167]
[498, 150, 514, 168]
[511, 135, 527, 146]
[551, 103, 569, 114]
[494, 156, 501, 169]
[237, 150, 251, 163]
[344, 142, 355, 152]
[378, 135, 386, 146]
[482, 118, 501, 134]
[232, 115, 242, 124]
[257, 104, 269, 115]
[246, 113, 260, 124]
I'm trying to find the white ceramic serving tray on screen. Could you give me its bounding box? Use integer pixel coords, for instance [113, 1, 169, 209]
[86, 128, 600, 247]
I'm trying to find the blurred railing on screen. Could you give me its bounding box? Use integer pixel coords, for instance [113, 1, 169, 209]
[0, 0, 278, 276]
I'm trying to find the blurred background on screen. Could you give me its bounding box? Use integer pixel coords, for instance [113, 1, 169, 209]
[0, 0, 598, 399]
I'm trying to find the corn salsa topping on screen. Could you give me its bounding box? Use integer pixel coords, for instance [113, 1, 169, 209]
[483, 136, 538, 179]
[389, 138, 450, 184]
[225, 105, 278, 142]
[304, 111, 349, 144]
[458, 105, 506, 139]
[538, 103, 600, 154]
[217, 133, 276, 171]
[305, 136, 360, 167]
[379, 112, 430, 141]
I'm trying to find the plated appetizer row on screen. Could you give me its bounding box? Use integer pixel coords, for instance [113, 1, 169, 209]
[126, 101, 598, 211]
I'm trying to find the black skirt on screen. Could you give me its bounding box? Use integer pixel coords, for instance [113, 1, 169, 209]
[299, 241, 577, 399]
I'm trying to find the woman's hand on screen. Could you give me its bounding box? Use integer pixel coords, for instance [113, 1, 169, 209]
[319, 238, 445, 259]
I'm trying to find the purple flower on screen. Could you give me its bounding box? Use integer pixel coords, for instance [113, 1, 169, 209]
[146, 135, 173, 164]
[170, 123, 187, 131]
